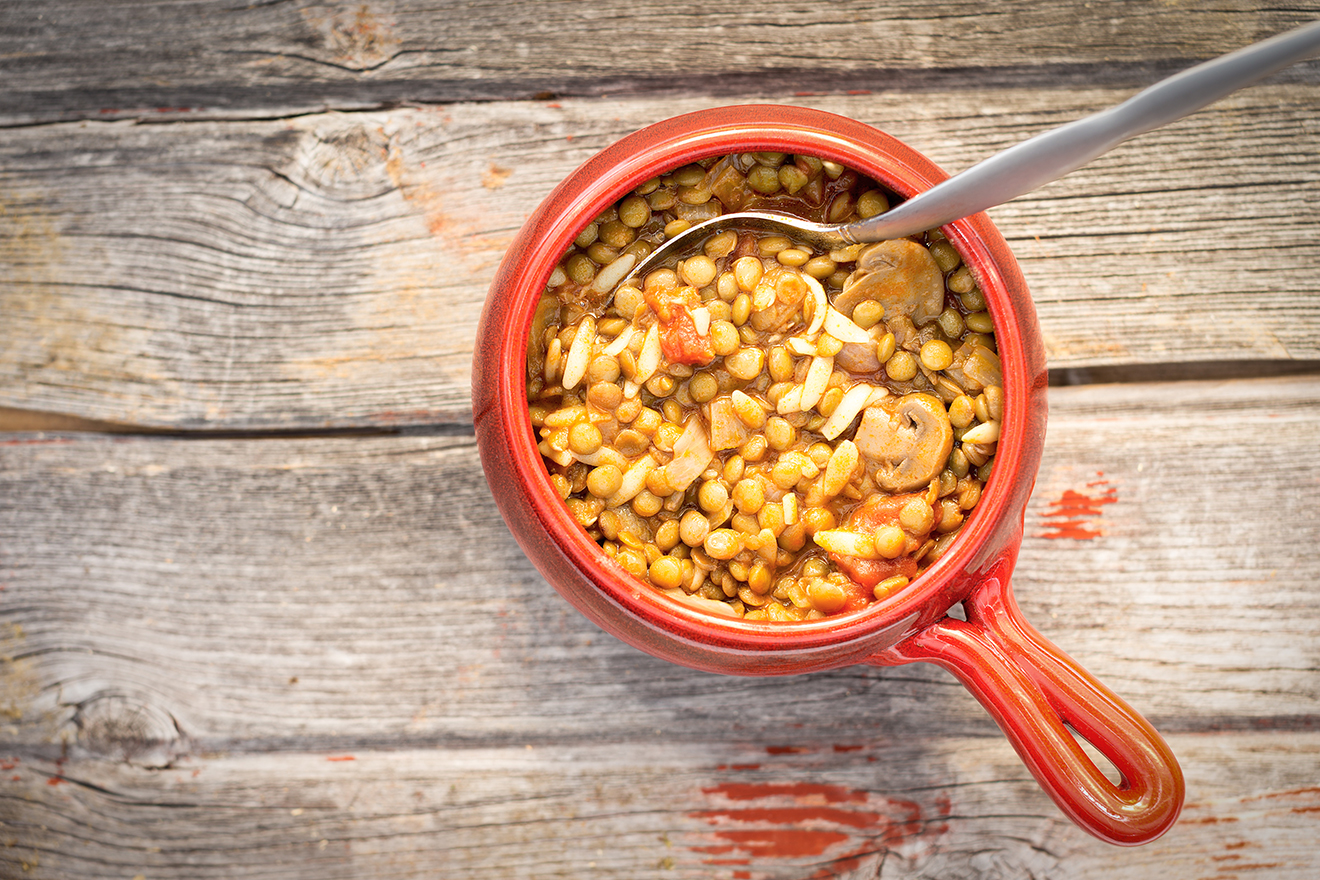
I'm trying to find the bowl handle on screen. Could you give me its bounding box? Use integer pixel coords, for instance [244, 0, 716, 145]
[879, 564, 1185, 845]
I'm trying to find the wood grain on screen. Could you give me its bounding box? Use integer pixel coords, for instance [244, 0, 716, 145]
[4, 6, 1320, 871]
[3, 735, 1318, 879]
[3, 89, 1317, 429]
[3, 1, 1318, 125]
[2, 376, 1316, 740]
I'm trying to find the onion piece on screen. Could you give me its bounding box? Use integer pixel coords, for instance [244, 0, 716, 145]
[822, 306, 872, 343]
[813, 529, 878, 559]
[803, 274, 828, 335]
[690, 305, 711, 337]
[705, 499, 734, 531]
[589, 252, 637, 295]
[782, 493, 799, 525]
[634, 323, 662, 383]
[961, 420, 1002, 445]
[543, 337, 562, 385]
[800, 355, 832, 412]
[665, 418, 714, 493]
[570, 447, 628, 468]
[605, 455, 657, 508]
[561, 316, 596, 390]
[537, 440, 573, 468]
[786, 337, 816, 356]
[776, 385, 804, 415]
[660, 588, 740, 618]
[820, 382, 876, 440]
[707, 395, 750, 451]
[834, 340, 881, 374]
[603, 325, 636, 356]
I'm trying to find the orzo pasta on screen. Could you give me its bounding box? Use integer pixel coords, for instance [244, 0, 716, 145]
[527, 152, 1002, 621]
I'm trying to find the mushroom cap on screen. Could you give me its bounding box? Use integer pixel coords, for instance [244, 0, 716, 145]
[852, 392, 954, 492]
[835, 239, 945, 326]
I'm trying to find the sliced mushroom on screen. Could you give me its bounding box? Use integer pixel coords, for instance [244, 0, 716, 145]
[852, 393, 954, 492]
[834, 239, 945, 327]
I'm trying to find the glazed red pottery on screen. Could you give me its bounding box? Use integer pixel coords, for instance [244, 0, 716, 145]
[471, 104, 1185, 845]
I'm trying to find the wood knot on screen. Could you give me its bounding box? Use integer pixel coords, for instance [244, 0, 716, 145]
[286, 122, 394, 198]
[71, 692, 187, 768]
[300, 3, 401, 71]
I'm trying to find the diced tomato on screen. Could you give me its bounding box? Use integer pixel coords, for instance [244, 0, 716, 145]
[644, 286, 715, 366]
[829, 493, 925, 589]
[659, 305, 715, 365]
[834, 555, 919, 591]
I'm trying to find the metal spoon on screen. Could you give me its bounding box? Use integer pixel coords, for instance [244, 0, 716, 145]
[629, 19, 1320, 279]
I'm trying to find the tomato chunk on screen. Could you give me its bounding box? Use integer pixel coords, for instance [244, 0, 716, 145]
[659, 305, 714, 365]
[829, 493, 926, 589]
[644, 286, 714, 366]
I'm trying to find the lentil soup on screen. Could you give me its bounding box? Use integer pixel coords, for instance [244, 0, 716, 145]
[526, 152, 1003, 621]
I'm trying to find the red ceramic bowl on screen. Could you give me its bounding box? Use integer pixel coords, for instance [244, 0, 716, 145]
[472, 104, 1184, 845]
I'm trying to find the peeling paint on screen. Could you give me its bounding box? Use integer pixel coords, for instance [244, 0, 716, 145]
[1039, 476, 1117, 540]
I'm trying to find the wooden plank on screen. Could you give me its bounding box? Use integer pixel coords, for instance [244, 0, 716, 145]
[1016, 377, 1320, 721]
[3, 376, 1318, 876]
[2, 734, 1317, 878]
[2, 375, 1317, 754]
[3, 90, 1318, 429]
[3, 1, 1318, 124]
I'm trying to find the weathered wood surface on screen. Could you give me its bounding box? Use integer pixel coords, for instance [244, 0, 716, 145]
[5, 3, 1320, 877]
[3, 376, 1320, 877]
[3, 87, 1318, 429]
[3, 735, 1318, 879]
[3, 1, 1318, 125]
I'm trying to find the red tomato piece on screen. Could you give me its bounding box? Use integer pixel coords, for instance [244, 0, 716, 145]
[660, 304, 715, 365]
[829, 493, 925, 589]
[644, 286, 714, 366]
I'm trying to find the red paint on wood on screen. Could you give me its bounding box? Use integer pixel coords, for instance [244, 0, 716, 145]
[692, 829, 852, 858]
[704, 782, 867, 803]
[764, 745, 812, 755]
[689, 780, 951, 871]
[1180, 815, 1241, 825]
[1039, 478, 1117, 540]
[691, 806, 883, 830]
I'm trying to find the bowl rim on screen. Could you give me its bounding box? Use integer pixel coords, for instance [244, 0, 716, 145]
[479, 103, 1040, 656]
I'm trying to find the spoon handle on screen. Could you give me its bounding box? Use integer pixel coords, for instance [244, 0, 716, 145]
[844, 19, 1320, 243]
